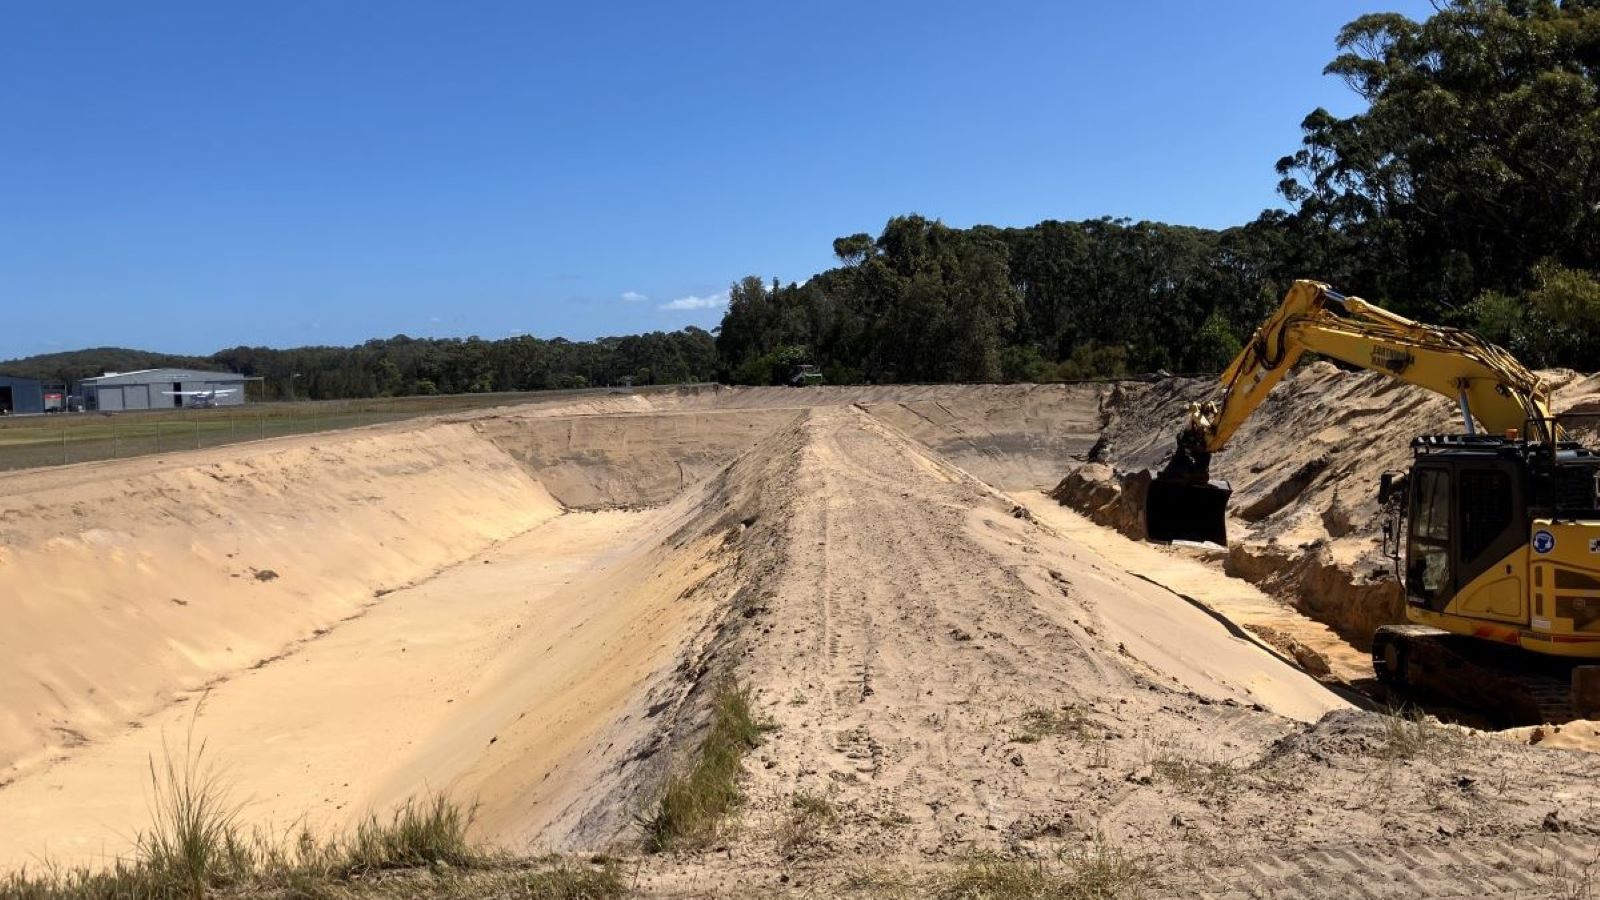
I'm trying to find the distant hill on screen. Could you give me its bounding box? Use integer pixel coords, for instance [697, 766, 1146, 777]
[0, 329, 719, 401]
[0, 348, 216, 384]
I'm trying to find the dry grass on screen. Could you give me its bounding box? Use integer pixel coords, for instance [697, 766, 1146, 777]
[518, 860, 628, 899]
[1010, 706, 1090, 744]
[933, 839, 1146, 899]
[0, 717, 496, 900]
[1378, 705, 1459, 761]
[1148, 750, 1240, 798]
[774, 792, 838, 855]
[843, 867, 921, 899]
[640, 680, 769, 852]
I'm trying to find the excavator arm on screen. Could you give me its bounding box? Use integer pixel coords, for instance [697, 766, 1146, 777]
[1147, 279, 1558, 544]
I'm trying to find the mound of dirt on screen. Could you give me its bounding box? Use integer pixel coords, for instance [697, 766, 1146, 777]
[1048, 462, 1151, 538]
[1050, 363, 1458, 645]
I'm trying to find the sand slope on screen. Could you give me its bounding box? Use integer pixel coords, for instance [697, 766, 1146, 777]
[0, 422, 562, 784]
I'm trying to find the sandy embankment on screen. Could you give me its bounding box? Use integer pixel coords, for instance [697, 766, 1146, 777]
[0, 401, 797, 867]
[0, 422, 564, 783]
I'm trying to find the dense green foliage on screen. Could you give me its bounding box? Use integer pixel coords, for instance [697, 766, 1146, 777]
[0, 348, 216, 384]
[721, 0, 1600, 382]
[0, 330, 717, 400]
[1278, 0, 1600, 310]
[8, 1, 1598, 393]
[716, 215, 1294, 383]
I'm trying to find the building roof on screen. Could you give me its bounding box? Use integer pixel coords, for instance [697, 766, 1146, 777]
[80, 368, 248, 385]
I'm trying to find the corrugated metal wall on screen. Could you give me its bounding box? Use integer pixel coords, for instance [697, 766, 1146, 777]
[0, 377, 45, 415]
[83, 372, 247, 410]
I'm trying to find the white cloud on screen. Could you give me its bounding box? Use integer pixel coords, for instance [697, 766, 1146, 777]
[620, 291, 649, 303]
[659, 291, 729, 311]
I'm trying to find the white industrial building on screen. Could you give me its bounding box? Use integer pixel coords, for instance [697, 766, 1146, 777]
[79, 369, 250, 411]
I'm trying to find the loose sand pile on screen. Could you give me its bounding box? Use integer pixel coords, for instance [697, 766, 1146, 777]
[4, 382, 1599, 897]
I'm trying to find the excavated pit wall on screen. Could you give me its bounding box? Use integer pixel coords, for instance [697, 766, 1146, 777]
[475, 408, 804, 509]
[1052, 364, 1433, 647]
[1051, 364, 1600, 650]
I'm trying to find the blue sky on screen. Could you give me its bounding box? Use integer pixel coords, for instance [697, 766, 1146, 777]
[0, 1, 1436, 360]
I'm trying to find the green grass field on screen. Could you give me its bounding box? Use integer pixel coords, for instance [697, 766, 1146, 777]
[0, 386, 683, 472]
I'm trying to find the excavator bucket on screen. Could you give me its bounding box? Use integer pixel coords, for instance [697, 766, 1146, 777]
[1145, 477, 1231, 545]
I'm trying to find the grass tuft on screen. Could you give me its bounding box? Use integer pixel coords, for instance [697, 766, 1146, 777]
[521, 860, 627, 899]
[774, 792, 838, 855]
[0, 719, 492, 900]
[1378, 705, 1457, 761]
[1011, 706, 1090, 744]
[340, 794, 482, 875]
[138, 730, 250, 896]
[1141, 738, 1240, 801]
[641, 681, 768, 852]
[934, 839, 1145, 899]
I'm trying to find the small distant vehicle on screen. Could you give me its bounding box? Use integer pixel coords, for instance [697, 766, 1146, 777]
[161, 388, 238, 408]
[788, 364, 824, 387]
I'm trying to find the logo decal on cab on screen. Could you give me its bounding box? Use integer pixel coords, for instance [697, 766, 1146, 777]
[1534, 530, 1556, 554]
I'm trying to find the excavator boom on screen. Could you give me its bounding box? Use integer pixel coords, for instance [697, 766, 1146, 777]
[1148, 280, 1557, 544]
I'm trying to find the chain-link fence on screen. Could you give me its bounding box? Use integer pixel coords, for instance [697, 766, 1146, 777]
[0, 386, 699, 473]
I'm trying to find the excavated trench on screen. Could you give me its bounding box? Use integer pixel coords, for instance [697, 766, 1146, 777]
[0, 385, 1113, 867]
[6, 378, 1596, 881]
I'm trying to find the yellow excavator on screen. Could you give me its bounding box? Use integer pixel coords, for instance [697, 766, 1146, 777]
[1151, 279, 1600, 723]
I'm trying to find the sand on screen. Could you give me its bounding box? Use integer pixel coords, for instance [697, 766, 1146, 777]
[0, 510, 650, 867]
[4, 383, 1600, 897]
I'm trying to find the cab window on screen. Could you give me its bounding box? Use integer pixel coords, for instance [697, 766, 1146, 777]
[1408, 468, 1453, 604]
[1459, 469, 1513, 565]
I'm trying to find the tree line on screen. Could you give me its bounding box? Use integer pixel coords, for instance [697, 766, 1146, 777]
[0, 330, 717, 401]
[720, 0, 1600, 382]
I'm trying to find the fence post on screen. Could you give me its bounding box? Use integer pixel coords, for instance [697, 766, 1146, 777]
[194, 419, 200, 450]
[112, 419, 119, 459]
[61, 418, 67, 465]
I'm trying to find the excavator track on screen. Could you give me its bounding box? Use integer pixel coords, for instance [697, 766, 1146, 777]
[1372, 624, 1575, 725]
